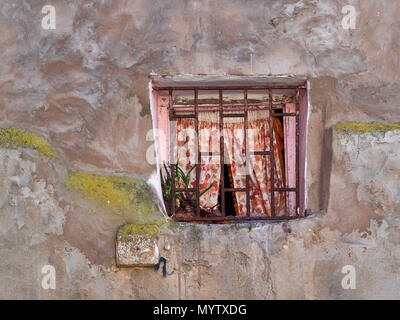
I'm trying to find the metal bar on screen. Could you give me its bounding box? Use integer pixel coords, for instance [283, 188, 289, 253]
[174, 107, 290, 113]
[174, 215, 300, 222]
[174, 108, 277, 113]
[219, 89, 225, 217]
[244, 89, 250, 216]
[222, 113, 245, 118]
[295, 87, 300, 217]
[284, 190, 288, 218]
[249, 151, 270, 156]
[153, 85, 307, 91]
[168, 89, 176, 216]
[269, 88, 275, 217]
[224, 188, 247, 192]
[172, 114, 196, 119]
[272, 112, 297, 117]
[166, 84, 304, 221]
[200, 151, 220, 156]
[176, 188, 196, 192]
[274, 188, 297, 192]
[194, 88, 200, 217]
[172, 102, 291, 108]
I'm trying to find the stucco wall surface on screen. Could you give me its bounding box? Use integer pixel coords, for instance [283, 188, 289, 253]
[0, 125, 399, 299]
[0, 0, 399, 299]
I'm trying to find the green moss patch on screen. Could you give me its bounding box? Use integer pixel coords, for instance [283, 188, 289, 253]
[65, 171, 165, 224]
[119, 224, 160, 235]
[335, 122, 400, 134]
[0, 126, 60, 159]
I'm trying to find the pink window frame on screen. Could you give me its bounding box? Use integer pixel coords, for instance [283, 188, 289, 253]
[149, 81, 308, 220]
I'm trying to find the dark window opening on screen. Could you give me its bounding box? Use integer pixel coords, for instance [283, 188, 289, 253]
[221, 164, 237, 217]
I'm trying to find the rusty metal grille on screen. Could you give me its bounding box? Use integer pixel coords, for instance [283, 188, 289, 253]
[154, 84, 305, 223]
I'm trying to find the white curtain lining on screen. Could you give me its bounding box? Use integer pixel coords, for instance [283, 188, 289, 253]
[195, 110, 271, 123]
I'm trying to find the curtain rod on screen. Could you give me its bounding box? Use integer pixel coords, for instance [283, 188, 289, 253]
[172, 102, 288, 108]
[153, 85, 306, 91]
[174, 108, 272, 112]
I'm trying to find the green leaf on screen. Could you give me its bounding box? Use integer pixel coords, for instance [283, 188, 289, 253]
[160, 167, 165, 185]
[200, 182, 214, 197]
[163, 163, 171, 184]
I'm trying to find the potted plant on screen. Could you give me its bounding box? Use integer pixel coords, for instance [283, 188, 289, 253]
[160, 162, 213, 216]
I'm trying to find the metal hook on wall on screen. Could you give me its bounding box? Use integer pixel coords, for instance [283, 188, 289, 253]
[155, 257, 167, 277]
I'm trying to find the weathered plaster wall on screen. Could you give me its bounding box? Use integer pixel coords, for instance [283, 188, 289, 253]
[0, 0, 399, 299]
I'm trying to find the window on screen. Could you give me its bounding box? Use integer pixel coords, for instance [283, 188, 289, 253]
[151, 77, 308, 223]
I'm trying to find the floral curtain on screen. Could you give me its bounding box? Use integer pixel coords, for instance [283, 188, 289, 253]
[173, 110, 285, 216]
[173, 117, 221, 208]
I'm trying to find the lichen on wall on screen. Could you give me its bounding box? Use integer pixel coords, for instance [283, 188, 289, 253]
[119, 223, 161, 235]
[65, 170, 165, 224]
[0, 126, 60, 159]
[334, 122, 400, 134]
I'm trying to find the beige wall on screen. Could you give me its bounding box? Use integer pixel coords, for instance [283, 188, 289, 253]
[0, 0, 399, 299]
